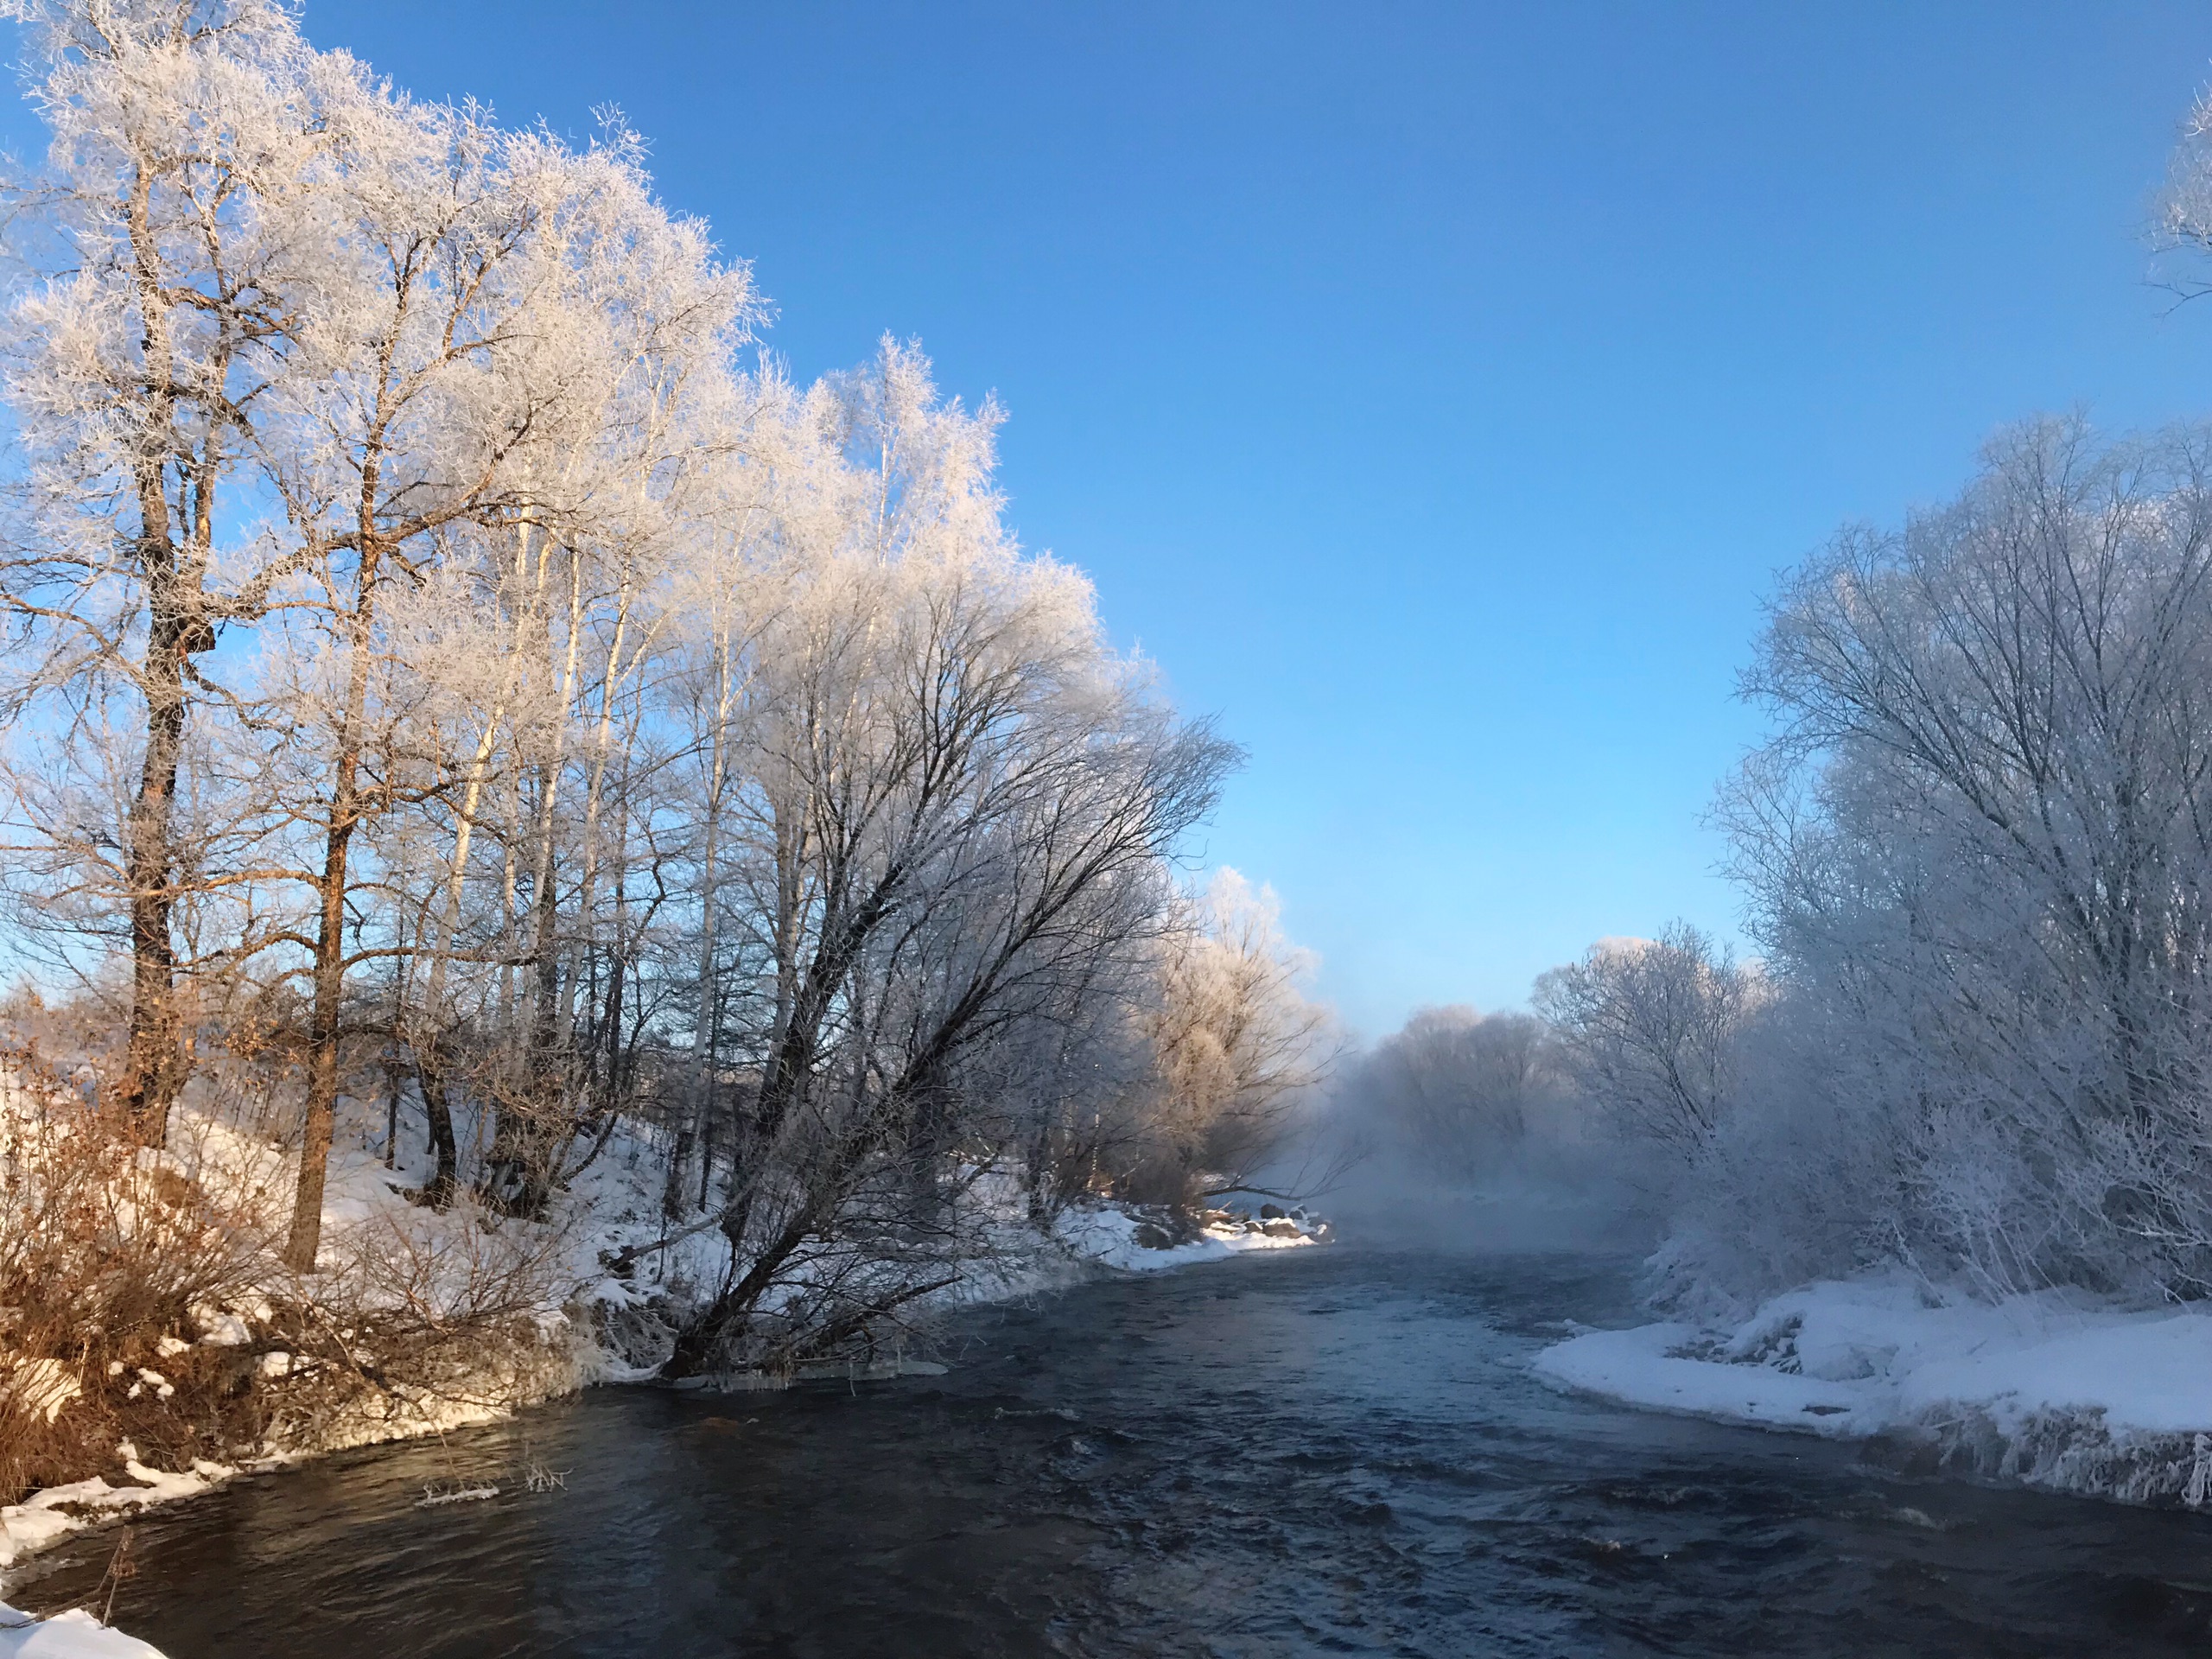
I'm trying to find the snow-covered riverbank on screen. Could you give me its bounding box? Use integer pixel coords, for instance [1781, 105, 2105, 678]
[1534, 1274, 2212, 1504]
[1, 1178, 1322, 1654]
[0, 1600, 164, 1658]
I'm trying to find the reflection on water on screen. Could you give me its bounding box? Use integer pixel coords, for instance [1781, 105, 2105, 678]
[24, 1250, 2212, 1656]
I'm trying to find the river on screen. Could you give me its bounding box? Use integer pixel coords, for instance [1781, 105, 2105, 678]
[21, 1249, 2212, 1656]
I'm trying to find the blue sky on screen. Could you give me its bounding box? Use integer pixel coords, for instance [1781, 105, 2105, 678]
[22, 3, 2212, 1035]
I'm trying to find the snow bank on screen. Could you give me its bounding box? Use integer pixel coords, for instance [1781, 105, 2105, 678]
[1534, 1322, 1866, 1431]
[0, 1454, 235, 1572]
[1534, 1274, 2212, 1503]
[874, 1192, 1324, 1316]
[0, 1604, 163, 1659]
[1052, 1204, 1320, 1273]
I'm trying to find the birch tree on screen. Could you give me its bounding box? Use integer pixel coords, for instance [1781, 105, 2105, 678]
[258, 105, 751, 1267]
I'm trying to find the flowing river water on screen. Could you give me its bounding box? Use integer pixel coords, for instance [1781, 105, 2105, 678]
[22, 1249, 2212, 1656]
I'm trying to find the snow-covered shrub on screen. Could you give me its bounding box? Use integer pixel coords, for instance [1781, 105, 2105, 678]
[0, 1051, 271, 1503]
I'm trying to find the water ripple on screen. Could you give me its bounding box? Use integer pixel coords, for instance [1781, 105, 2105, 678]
[26, 1250, 2212, 1656]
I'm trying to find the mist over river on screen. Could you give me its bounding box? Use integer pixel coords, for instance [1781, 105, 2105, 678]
[26, 1250, 2212, 1657]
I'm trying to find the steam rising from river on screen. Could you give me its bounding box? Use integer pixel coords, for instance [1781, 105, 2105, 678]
[1301, 1003, 1656, 1254]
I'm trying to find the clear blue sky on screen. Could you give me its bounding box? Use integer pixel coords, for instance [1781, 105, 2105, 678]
[25, 3, 2212, 1036]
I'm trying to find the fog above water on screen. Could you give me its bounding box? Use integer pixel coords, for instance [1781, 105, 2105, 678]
[1289, 1003, 1657, 1256]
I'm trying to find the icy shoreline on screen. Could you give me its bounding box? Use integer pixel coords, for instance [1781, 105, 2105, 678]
[1533, 1274, 2212, 1505]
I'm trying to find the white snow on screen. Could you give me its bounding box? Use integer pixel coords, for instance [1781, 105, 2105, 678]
[0, 1603, 164, 1659]
[0, 1456, 236, 1571]
[1051, 1205, 1319, 1273]
[0, 1364, 79, 1428]
[1534, 1274, 2212, 1500]
[187, 1311, 250, 1349]
[1534, 1320, 1867, 1430]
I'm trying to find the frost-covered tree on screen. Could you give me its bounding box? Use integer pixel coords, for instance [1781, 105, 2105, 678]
[0, 0, 359, 1141]
[1116, 868, 1334, 1206]
[654, 342, 1237, 1365]
[256, 107, 752, 1267]
[1535, 923, 1756, 1160]
[1345, 1005, 1574, 1183]
[1684, 419, 2212, 1303]
[0, 1, 1295, 1382]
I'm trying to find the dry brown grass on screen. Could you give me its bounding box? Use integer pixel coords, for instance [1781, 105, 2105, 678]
[0, 1046, 275, 1502]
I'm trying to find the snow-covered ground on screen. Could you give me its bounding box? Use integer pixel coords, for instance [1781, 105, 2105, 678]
[0, 1602, 163, 1658]
[1535, 1274, 2212, 1503]
[1052, 1203, 1321, 1274]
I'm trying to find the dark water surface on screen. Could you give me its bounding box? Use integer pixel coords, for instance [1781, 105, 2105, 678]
[26, 1249, 2212, 1656]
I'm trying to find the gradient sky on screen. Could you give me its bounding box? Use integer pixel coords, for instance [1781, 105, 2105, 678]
[18, 3, 2212, 1035]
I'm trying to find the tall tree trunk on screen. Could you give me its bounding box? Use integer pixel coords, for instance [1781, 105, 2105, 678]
[284, 492, 387, 1269]
[117, 433, 222, 1144]
[411, 662, 511, 1206]
[666, 635, 729, 1217]
[119, 566, 187, 1146]
[115, 160, 205, 1147]
[559, 572, 633, 1052]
